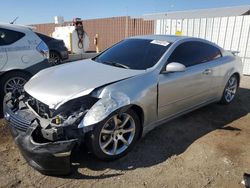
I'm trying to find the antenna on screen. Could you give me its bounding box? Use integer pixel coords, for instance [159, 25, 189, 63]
[10, 17, 19, 24]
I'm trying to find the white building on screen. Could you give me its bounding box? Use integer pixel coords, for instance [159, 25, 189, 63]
[143, 5, 250, 75]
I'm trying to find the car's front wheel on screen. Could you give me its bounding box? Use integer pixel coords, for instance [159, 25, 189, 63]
[87, 109, 140, 160]
[219, 74, 239, 104]
[0, 71, 30, 117]
[0, 71, 30, 97]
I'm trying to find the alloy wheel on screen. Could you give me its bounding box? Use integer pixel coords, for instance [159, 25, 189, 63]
[99, 113, 136, 156]
[4, 77, 27, 94]
[224, 76, 238, 103]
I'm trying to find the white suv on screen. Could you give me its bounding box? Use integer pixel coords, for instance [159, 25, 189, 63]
[0, 23, 50, 98]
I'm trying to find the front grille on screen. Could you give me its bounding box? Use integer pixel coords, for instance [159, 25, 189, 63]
[6, 107, 31, 132]
[9, 114, 31, 132]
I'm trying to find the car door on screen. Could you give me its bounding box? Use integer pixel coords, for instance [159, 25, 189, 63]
[0, 29, 8, 70]
[158, 41, 221, 120]
[0, 28, 28, 70]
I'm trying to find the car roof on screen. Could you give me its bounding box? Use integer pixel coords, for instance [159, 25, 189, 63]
[130, 35, 190, 43]
[0, 22, 35, 33]
[129, 34, 223, 50]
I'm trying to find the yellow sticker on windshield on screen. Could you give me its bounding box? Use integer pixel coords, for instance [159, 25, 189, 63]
[150, 40, 169, 46]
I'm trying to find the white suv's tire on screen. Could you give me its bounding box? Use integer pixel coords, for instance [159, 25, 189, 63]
[0, 71, 30, 97]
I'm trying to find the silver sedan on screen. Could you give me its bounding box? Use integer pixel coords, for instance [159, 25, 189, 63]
[4, 35, 243, 175]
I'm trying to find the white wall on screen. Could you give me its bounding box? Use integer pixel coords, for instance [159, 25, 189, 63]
[155, 15, 250, 75]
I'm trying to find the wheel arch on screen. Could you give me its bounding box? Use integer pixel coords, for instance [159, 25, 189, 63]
[129, 104, 144, 139]
[0, 69, 32, 80]
[232, 72, 240, 88]
[221, 70, 241, 94]
[218, 71, 240, 105]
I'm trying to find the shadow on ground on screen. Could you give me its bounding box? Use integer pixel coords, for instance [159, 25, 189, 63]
[63, 87, 250, 179]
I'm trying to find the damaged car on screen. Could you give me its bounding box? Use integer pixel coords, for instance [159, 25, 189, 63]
[3, 35, 243, 175]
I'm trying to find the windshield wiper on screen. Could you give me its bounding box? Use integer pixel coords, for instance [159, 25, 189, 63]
[102, 61, 130, 69]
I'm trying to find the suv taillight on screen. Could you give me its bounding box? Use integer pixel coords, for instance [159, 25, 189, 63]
[36, 41, 49, 59]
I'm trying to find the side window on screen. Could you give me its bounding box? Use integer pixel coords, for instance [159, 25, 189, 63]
[0, 28, 25, 46]
[168, 41, 222, 67]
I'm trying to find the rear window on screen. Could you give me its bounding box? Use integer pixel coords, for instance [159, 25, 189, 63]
[93, 39, 171, 70]
[35, 32, 52, 43]
[0, 28, 25, 46]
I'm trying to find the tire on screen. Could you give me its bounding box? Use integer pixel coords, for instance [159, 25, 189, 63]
[0, 71, 30, 117]
[219, 74, 239, 105]
[0, 71, 30, 98]
[87, 109, 141, 161]
[49, 51, 62, 65]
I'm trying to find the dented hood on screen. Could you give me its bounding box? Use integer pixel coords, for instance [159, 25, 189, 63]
[24, 59, 144, 109]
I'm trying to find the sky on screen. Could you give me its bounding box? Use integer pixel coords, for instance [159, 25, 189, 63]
[0, 0, 250, 24]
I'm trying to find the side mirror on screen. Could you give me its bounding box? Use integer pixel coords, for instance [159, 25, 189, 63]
[163, 62, 186, 73]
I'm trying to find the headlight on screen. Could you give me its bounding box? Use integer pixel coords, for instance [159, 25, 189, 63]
[79, 92, 130, 128]
[51, 96, 98, 127]
[51, 109, 85, 127]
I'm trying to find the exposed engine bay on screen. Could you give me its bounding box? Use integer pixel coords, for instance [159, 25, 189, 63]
[4, 92, 99, 143]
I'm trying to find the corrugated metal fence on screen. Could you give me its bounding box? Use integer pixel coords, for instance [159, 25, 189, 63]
[155, 15, 250, 75]
[31, 16, 154, 51]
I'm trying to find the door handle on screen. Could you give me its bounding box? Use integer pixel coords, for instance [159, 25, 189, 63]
[202, 69, 212, 75]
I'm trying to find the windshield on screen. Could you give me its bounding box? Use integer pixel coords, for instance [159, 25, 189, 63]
[93, 39, 171, 70]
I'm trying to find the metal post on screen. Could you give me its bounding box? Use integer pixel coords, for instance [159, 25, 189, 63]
[223, 17, 229, 48]
[164, 19, 166, 34]
[175, 19, 178, 33]
[181, 19, 183, 33]
[210, 18, 214, 41]
[204, 18, 207, 39]
[237, 16, 245, 52]
[198, 18, 201, 38]
[229, 16, 237, 50]
[160, 19, 162, 34]
[243, 22, 250, 65]
[192, 19, 195, 36]
[170, 19, 172, 34]
[217, 17, 222, 44]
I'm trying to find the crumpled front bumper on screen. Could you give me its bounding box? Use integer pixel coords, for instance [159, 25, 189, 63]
[10, 124, 77, 175]
[4, 100, 78, 176]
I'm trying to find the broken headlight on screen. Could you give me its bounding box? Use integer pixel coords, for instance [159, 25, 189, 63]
[51, 96, 98, 127]
[79, 92, 130, 127]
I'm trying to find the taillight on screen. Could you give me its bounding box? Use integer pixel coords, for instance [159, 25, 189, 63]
[36, 41, 49, 59]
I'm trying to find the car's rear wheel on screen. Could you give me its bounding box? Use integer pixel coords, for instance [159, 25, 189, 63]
[87, 109, 140, 160]
[219, 74, 239, 104]
[49, 51, 62, 65]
